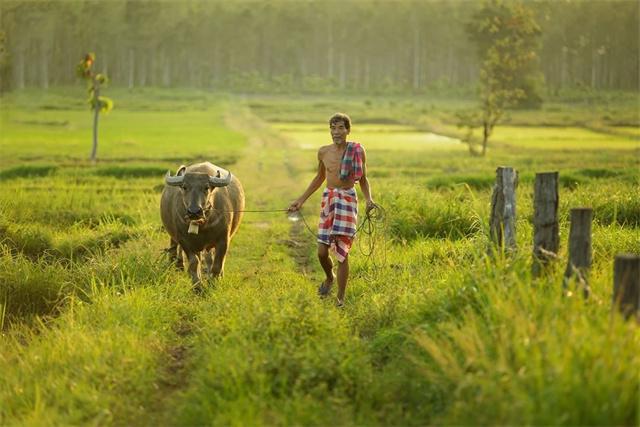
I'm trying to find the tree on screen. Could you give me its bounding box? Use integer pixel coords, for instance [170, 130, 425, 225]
[76, 53, 113, 163]
[466, 0, 543, 156]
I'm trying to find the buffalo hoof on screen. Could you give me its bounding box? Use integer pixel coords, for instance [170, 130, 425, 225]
[192, 282, 206, 295]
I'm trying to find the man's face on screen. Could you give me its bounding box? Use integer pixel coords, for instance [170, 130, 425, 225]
[330, 121, 350, 145]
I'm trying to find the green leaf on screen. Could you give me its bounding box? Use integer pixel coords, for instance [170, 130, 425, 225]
[95, 74, 109, 85]
[98, 97, 114, 114]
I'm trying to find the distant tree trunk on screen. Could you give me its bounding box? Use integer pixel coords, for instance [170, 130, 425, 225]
[163, 52, 171, 87]
[412, 25, 421, 91]
[212, 41, 220, 87]
[128, 49, 135, 89]
[149, 53, 155, 86]
[447, 46, 454, 84]
[41, 48, 49, 89]
[103, 52, 108, 76]
[590, 48, 597, 88]
[14, 49, 25, 89]
[339, 52, 346, 89]
[561, 47, 568, 89]
[91, 80, 100, 163]
[327, 16, 334, 79]
[482, 121, 490, 156]
[300, 56, 307, 86]
[139, 52, 147, 87]
[187, 55, 195, 87]
[364, 58, 370, 90]
[352, 56, 360, 89]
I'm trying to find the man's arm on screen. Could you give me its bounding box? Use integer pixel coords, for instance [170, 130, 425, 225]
[358, 147, 375, 212]
[288, 151, 326, 212]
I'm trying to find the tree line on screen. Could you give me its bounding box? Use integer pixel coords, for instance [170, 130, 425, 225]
[0, 0, 637, 94]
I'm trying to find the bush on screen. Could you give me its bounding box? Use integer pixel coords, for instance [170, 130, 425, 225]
[0, 247, 72, 324]
[94, 165, 168, 179]
[380, 187, 482, 241]
[0, 165, 58, 181]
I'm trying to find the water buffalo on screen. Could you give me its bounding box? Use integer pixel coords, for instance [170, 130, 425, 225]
[160, 162, 244, 287]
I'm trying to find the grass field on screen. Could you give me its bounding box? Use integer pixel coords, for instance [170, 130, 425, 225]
[0, 87, 638, 425]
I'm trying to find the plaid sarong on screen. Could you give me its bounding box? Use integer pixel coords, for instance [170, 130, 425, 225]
[339, 142, 364, 182]
[317, 187, 358, 263]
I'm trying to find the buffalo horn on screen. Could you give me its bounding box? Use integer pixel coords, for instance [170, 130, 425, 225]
[209, 170, 232, 187]
[165, 171, 185, 186]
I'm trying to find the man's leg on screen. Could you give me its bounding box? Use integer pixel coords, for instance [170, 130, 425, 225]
[317, 243, 335, 291]
[336, 254, 349, 304]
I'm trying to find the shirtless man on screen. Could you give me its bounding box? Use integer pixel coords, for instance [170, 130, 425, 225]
[288, 113, 375, 307]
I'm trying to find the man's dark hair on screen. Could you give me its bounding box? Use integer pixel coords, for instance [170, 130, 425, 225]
[329, 113, 351, 131]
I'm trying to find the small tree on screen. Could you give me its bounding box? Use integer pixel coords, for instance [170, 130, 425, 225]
[466, 0, 543, 156]
[76, 53, 113, 163]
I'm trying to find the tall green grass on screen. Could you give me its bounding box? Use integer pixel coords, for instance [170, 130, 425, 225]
[0, 280, 196, 425]
[0, 90, 637, 425]
[412, 254, 639, 425]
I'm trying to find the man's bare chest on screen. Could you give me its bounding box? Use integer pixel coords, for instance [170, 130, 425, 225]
[322, 150, 344, 175]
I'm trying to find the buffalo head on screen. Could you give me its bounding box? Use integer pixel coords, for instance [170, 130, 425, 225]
[165, 168, 232, 220]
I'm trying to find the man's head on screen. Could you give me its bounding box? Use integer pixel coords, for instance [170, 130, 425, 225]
[329, 113, 351, 145]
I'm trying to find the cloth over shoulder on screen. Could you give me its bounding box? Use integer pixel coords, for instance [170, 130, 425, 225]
[339, 142, 364, 182]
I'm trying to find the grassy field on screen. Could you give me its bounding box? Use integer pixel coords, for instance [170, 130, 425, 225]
[0, 87, 638, 425]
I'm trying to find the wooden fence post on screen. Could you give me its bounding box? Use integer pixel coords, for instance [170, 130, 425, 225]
[532, 172, 559, 277]
[563, 208, 592, 298]
[489, 166, 518, 252]
[612, 254, 640, 321]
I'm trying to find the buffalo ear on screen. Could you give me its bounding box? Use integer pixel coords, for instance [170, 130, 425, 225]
[176, 165, 187, 176]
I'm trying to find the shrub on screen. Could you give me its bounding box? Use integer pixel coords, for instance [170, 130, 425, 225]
[380, 188, 482, 240]
[0, 165, 58, 181]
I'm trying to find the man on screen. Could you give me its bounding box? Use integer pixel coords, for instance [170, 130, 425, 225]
[288, 113, 375, 307]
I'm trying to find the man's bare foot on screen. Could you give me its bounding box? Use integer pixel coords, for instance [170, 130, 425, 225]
[318, 275, 335, 297]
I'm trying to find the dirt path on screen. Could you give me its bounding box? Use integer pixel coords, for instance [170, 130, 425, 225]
[148, 104, 317, 422]
[223, 103, 315, 274]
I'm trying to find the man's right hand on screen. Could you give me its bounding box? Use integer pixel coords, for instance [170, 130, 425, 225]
[288, 200, 303, 212]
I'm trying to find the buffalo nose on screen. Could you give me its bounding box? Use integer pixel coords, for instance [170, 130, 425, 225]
[187, 206, 203, 217]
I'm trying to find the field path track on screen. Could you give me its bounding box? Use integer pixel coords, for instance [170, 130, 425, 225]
[223, 104, 316, 275]
[145, 103, 319, 423]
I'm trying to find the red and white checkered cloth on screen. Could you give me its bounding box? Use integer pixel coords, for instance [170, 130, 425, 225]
[339, 142, 364, 182]
[317, 187, 358, 263]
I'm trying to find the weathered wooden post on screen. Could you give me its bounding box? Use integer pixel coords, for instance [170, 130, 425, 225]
[612, 254, 640, 321]
[532, 172, 559, 277]
[563, 208, 592, 298]
[489, 166, 518, 252]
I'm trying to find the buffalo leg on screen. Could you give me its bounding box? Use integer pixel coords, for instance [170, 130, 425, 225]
[186, 251, 202, 286]
[210, 238, 228, 278]
[168, 239, 184, 271]
[203, 248, 214, 277]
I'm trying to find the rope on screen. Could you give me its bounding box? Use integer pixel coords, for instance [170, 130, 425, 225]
[210, 208, 289, 213]
[293, 205, 388, 276]
[207, 204, 388, 274]
[355, 205, 388, 276]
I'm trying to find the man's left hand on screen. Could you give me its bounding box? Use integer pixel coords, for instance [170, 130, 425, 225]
[365, 200, 377, 213]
